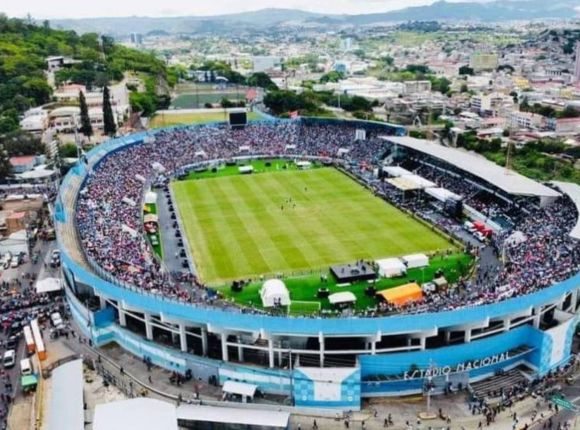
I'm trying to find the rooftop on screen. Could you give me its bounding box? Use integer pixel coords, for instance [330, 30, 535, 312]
[382, 136, 561, 199]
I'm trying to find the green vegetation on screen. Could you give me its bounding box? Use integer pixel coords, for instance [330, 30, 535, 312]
[0, 15, 174, 135]
[171, 167, 457, 284]
[222, 253, 472, 313]
[183, 158, 320, 180]
[457, 132, 580, 183]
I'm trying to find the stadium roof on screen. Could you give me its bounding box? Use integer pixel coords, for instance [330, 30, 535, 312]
[382, 136, 561, 198]
[176, 405, 290, 428]
[94, 398, 177, 430]
[48, 359, 84, 430]
[552, 181, 580, 240]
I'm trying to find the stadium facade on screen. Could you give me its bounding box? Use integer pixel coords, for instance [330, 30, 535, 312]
[56, 119, 579, 411]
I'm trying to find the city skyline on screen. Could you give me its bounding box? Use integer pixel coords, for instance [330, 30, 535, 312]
[2, 0, 485, 19]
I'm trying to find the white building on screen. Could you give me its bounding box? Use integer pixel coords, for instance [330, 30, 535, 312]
[19, 108, 48, 133]
[252, 56, 281, 73]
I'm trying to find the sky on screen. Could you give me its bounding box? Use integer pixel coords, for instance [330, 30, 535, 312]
[1, 0, 483, 20]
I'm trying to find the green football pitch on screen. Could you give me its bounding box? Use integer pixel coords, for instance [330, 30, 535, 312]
[171, 167, 456, 285]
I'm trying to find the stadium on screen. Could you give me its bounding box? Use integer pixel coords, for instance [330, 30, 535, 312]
[56, 116, 580, 410]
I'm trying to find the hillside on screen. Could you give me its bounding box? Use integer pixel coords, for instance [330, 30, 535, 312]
[48, 1, 580, 35]
[0, 16, 173, 135]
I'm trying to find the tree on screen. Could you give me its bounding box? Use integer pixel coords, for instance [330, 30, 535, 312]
[459, 66, 474, 76]
[0, 145, 11, 181]
[320, 71, 344, 84]
[247, 72, 278, 90]
[78, 91, 93, 138]
[102, 86, 116, 136]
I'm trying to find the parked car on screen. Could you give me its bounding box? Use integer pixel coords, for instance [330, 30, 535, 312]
[3, 350, 15, 368]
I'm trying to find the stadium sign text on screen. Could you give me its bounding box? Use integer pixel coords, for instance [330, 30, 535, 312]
[403, 352, 511, 380]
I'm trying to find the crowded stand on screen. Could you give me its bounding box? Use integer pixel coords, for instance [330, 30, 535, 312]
[73, 120, 580, 316]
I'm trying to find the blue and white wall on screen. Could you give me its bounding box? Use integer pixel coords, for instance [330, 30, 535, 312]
[293, 367, 361, 410]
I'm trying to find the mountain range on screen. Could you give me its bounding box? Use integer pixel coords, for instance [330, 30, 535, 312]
[49, 0, 580, 35]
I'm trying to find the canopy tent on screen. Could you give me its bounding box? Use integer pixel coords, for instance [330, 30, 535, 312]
[238, 165, 254, 174]
[176, 405, 290, 429]
[328, 291, 356, 305]
[260, 279, 291, 307]
[386, 177, 422, 191]
[376, 258, 407, 278]
[144, 191, 157, 205]
[35, 277, 62, 294]
[404, 174, 436, 189]
[425, 187, 463, 202]
[94, 398, 177, 430]
[377, 283, 423, 306]
[222, 380, 258, 399]
[296, 161, 312, 170]
[382, 166, 413, 177]
[402, 254, 429, 269]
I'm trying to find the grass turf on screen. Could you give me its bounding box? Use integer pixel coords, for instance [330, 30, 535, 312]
[150, 111, 262, 128]
[172, 167, 458, 285]
[184, 159, 321, 180]
[224, 253, 472, 312]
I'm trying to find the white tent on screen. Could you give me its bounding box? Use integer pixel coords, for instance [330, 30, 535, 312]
[238, 165, 254, 174]
[144, 191, 157, 205]
[328, 291, 356, 306]
[425, 187, 462, 202]
[402, 254, 429, 269]
[36, 277, 62, 294]
[376, 258, 407, 278]
[382, 166, 412, 177]
[260, 279, 291, 307]
[296, 161, 312, 170]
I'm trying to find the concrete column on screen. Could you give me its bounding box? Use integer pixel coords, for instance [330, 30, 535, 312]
[179, 324, 187, 353]
[533, 306, 542, 329]
[99, 295, 107, 310]
[419, 336, 426, 350]
[503, 318, 511, 332]
[118, 309, 127, 327]
[371, 341, 376, 355]
[319, 333, 325, 368]
[572, 290, 578, 312]
[237, 336, 244, 362]
[444, 330, 451, 344]
[144, 313, 153, 341]
[268, 338, 275, 368]
[221, 332, 229, 362]
[201, 327, 208, 356]
[464, 329, 471, 343]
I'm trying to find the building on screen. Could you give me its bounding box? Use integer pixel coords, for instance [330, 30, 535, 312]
[19, 108, 48, 133]
[575, 41, 580, 82]
[46, 56, 81, 72]
[130, 32, 143, 45]
[403, 81, 432, 95]
[509, 111, 545, 130]
[56, 120, 578, 411]
[471, 93, 514, 115]
[9, 155, 39, 174]
[470, 53, 499, 72]
[252, 56, 281, 73]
